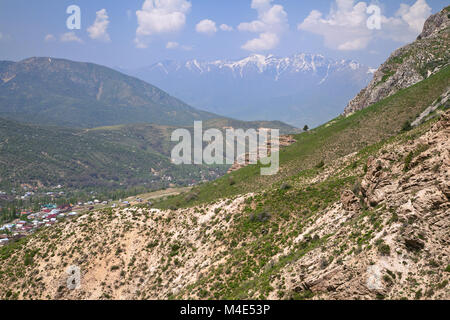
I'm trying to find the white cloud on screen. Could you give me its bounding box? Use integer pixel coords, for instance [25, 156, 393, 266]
[135, 0, 191, 48]
[380, 0, 431, 42]
[242, 32, 279, 51]
[44, 34, 56, 42]
[397, 0, 431, 33]
[166, 41, 192, 51]
[196, 19, 217, 35]
[87, 9, 111, 42]
[238, 0, 288, 52]
[297, 0, 432, 51]
[60, 32, 83, 43]
[298, 1, 371, 51]
[220, 24, 233, 32]
[166, 41, 179, 49]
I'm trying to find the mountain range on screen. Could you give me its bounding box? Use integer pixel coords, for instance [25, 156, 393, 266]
[0, 57, 296, 193]
[125, 53, 375, 128]
[0, 57, 218, 128]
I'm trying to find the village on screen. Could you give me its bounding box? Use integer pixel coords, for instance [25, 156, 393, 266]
[0, 186, 191, 246]
[0, 202, 94, 246]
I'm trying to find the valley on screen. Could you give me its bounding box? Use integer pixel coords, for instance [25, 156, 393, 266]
[0, 3, 448, 303]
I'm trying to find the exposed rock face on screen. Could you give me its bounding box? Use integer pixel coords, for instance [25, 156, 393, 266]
[227, 135, 296, 174]
[278, 111, 450, 300]
[344, 7, 450, 116]
[340, 190, 361, 212]
[418, 6, 450, 39]
[411, 89, 450, 126]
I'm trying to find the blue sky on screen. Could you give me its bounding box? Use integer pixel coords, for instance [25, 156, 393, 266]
[0, 0, 448, 68]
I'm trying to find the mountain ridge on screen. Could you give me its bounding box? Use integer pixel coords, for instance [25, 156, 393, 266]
[126, 53, 373, 128]
[344, 6, 450, 116]
[0, 57, 219, 128]
[141, 53, 373, 81]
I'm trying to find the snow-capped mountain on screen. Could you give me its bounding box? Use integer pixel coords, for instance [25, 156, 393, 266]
[126, 54, 374, 128]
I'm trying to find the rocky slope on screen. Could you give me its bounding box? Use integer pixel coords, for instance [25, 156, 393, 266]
[344, 6, 449, 116]
[1, 110, 448, 300]
[1, 7, 448, 301]
[276, 110, 450, 300]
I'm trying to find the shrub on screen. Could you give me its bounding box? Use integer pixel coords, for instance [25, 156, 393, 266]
[403, 152, 414, 172]
[352, 181, 361, 195]
[280, 183, 292, 191]
[415, 290, 422, 300]
[437, 280, 448, 290]
[401, 120, 412, 132]
[378, 243, 391, 256]
[315, 161, 325, 169]
[383, 275, 394, 286]
[291, 290, 314, 300]
[250, 211, 271, 223]
[184, 193, 198, 202]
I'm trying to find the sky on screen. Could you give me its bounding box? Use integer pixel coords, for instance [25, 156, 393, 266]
[0, 0, 448, 69]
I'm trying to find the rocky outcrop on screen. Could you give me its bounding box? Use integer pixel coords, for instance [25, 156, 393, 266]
[412, 89, 450, 126]
[227, 135, 296, 173]
[418, 6, 450, 39]
[279, 110, 450, 300]
[340, 190, 361, 212]
[344, 7, 450, 116]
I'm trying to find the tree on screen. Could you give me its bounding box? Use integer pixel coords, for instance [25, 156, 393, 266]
[303, 125, 309, 132]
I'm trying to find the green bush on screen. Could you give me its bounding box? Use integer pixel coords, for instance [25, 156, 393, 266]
[280, 183, 292, 191]
[249, 211, 271, 223]
[404, 152, 414, 172]
[315, 161, 325, 169]
[378, 243, 391, 256]
[401, 120, 412, 132]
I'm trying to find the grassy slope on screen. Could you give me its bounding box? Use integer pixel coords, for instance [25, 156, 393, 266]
[0, 119, 226, 191]
[156, 65, 450, 209]
[175, 103, 449, 300]
[0, 101, 444, 300]
[0, 65, 448, 301]
[0, 112, 297, 192]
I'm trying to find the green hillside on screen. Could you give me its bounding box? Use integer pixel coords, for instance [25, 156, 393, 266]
[0, 57, 218, 128]
[0, 118, 227, 192]
[156, 65, 450, 209]
[0, 57, 299, 131]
